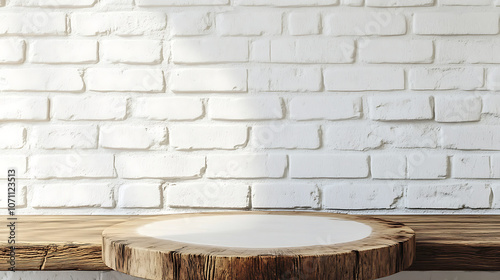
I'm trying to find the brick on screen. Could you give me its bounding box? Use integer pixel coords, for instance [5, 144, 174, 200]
[208, 97, 282, 120]
[289, 96, 361, 120]
[290, 154, 369, 178]
[100, 125, 167, 149]
[170, 12, 214, 36]
[367, 0, 433, 6]
[440, 0, 490, 5]
[452, 155, 491, 179]
[252, 183, 320, 209]
[288, 12, 321, 35]
[0, 96, 48, 121]
[495, 155, 500, 177]
[324, 124, 382, 151]
[383, 125, 438, 148]
[407, 184, 491, 209]
[483, 95, 500, 116]
[409, 68, 484, 90]
[408, 154, 448, 179]
[206, 154, 287, 178]
[323, 184, 403, 209]
[134, 97, 203, 121]
[252, 124, 320, 149]
[434, 96, 482, 123]
[216, 12, 282, 36]
[10, 0, 96, 6]
[86, 68, 164, 92]
[0, 13, 66, 35]
[101, 40, 162, 64]
[32, 125, 98, 149]
[167, 183, 250, 209]
[324, 68, 404, 91]
[32, 184, 113, 208]
[234, 0, 338, 5]
[441, 126, 500, 150]
[51, 95, 127, 121]
[437, 40, 500, 64]
[0, 68, 83, 92]
[0, 126, 25, 149]
[118, 183, 161, 208]
[170, 125, 247, 150]
[171, 68, 247, 93]
[249, 67, 322, 92]
[414, 13, 499, 35]
[30, 154, 115, 179]
[0, 156, 27, 178]
[360, 39, 433, 63]
[115, 154, 205, 179]
[324, 12, 406, 35]
[137, 0, 228, 5]
[250, 39, 270, 62]
[487, 68, 500, 90]
[271, 38, 354, 63]
[0, 39, 25, 64]
[0, 184, 26, 208]
[72, 12, 166, 36]
[368, 95, 434, 121]
[371, 154, 407, 179]
[172, 38, 248, 63]
[29, 39, 97, 64]
[493, 185, 500, 208]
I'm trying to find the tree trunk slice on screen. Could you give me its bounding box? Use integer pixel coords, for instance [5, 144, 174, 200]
[102, 211, 415, 280]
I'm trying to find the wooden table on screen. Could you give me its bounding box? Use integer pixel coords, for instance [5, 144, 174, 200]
[0, 214, 498, 271]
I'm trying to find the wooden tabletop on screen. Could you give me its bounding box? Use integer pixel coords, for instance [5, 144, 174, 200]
[0, 214, 498, 271]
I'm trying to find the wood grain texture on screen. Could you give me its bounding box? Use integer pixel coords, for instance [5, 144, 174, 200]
[102, 212, 415, 280]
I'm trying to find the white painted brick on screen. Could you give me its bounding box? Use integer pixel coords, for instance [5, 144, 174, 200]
[441, 126, 500, 150]
[0, 68, 83, 92]
[172, 38, 248, 63]
[217, 12, 282, 36]
[134, 97, 203, 121]
[115, 154, 205, 179]
[0, 39, 25, 64]
[72, 12, 166, 36]
[10, 0, 96, 7]
[271, 38, 354, 63]
[32, 184, 113, 208]
[209, 97, 282, 120]
[118, 183, 161, 208]
[235, 0, 338, 5]
[409, 68, 484, 90]
[324, 124, 382, 151]
[0, 156, 27, 178]
[29, 40, 97, 64]
[452, 155, 491, 179]
[0, 184, 26, 208]
[252, 183, 320, 209]
[0, 13, 66, 35]
[289, 96, 361, 120]
[383, 125, 438, 148]
[487, 68, 500, 90]
[368, 95, 434, 121]
[32, 125, 97, 149]
[170, 125, 247, 150]
[170, 12, 213, 36]
[290, 154, 369, 178]
[492, 185, 500, 208]
[408, 154, 448, 179]
[99, 0, 134, 6]
[360, 39, 433, 63]
[0, 96, 48, 121]
[414, 13, 499, 35]
[86, 69, 164, 92]
[137, 0, 227, 5]
[324, 68, 404, 91]
[250, 39, 270, 62]
[167, 183, 250, 209]
[482, 95, 500, 116]
[51, 95, 127, 121]
[171, 68, 247, 93]
[288, 12, 321, 35]
[206, 154, 287, 178]
[323, 184, 403, 209]
[30, 154, 115, 179]
[371, 154, 407, 179]
[434, 96, 482, 123]
[440, 0, 490, 5]
[437, 40, 500, 64]
[252, 124, 320, 149]
[407, 184, 491, 209]
[367, 0, 433, 6]
[0, 126, 25, 149]
[101, 40, 162, 64]
[249, 67, 322, 92]
[324, 12, 406, 35]
[100, 125, 167, 150]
